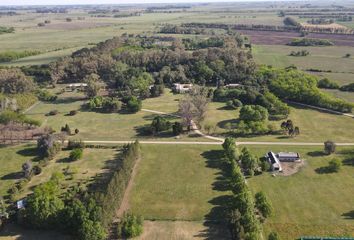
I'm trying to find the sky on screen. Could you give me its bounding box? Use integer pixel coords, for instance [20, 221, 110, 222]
[0, 0, 287, 6]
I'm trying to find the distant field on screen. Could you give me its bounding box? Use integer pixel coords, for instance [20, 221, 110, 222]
[130, 144, 228, 221]
[253, 44, 354, 73]
[322, 89, 354, 103]
[0, 47, 83, 67]
[311, 72, 354, 86]
[247, 145, 354, 239]
[203, 102, 354, 143]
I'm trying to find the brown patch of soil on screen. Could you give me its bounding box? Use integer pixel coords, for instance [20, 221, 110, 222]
[279, 160, 305, 176]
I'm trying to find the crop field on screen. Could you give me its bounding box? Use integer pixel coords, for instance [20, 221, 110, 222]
[247, 145, 354, 239]
[129, 144, 228, 221]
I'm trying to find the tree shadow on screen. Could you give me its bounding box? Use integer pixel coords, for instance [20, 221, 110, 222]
[53, 96, 85, 104]
[342, 210, 354, 219]
[199, 150, 233, 239]
[56, 157, 72, 163]
[342, 157, 354, 166]
[1, 171, 23, 180]
[217, 119, 238, 130]
[315, 166, 335, 174]
[16, 147, 37, 157]
[308, 151, 326, 157]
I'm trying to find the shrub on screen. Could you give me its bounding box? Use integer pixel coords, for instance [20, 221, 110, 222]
[69, 110, 78, 116]
[48, 110, 58, 116]
[340, 83, 354, 92]
[150, 116, 171, 135]
[118, 212, 143, 238]
[328, 159, 341, 172]
[317, 78, 339, 89]
[268, 232, 280, 240]
[75, 129, 79, 134]
[69, 148, 83, 161]
[37, 90, 57, 102]
[288, 38, 333, 46]
[33, 165, 42, 175]
[61, 124, 71, 135]
[37, 22, 45, 27]
[67, 139, 85, 150]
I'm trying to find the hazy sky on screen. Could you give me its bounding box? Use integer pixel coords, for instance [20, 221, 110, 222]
[0, 0, 285, 6]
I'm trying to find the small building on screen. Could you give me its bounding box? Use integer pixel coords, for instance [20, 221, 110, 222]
[16, 199, 26, 210]
[173, 83, 193, 93]
[276, 152, 301, 162]
[225, 83, 242, 89]
[266, 151, 282, 172]
[65, 83, 88, 92]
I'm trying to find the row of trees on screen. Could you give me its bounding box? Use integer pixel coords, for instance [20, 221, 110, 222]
[222, 138, 274, 240]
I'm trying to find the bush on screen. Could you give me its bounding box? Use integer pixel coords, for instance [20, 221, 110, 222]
[37, 90, 57, 102]
[150, 116, 171, 135]
[37, 22, 45, 27]
[75, 129, 79, 134]
[268, 232, 280, 240]
[48, 110, 58, 116]
[69, 148, 83, 161]
[67, 139, 85, 150]
[317, 78, 339, 89]
[118, 213, 143, 238]
[61, 124, 71, 135]
[340, 83, 354, 92]
[328, 159, 341, 172]
[33, 165, 42, 175]
[288, 38, 334, 46]
[69, 110, 78, 116]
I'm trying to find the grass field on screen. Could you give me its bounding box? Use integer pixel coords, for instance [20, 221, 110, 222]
[25, 91, 209, 142]
[129, 144, 228, 221]
[203, 102, 354, 143]
[246, 145, 354, 239]
[0, 143, 118, 201]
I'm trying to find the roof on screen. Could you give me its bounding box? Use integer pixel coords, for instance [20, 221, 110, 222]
[68, 83, 88, 87]
[277, 152, 300, 158]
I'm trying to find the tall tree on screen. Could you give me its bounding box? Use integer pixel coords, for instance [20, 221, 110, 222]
[84, 73, 103, 98]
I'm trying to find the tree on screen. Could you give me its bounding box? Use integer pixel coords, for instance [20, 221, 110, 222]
[229, 209, 245, 240]
[178, 86, 209, 129]
[117, 212, 143, 238]
[22, 161, 33, 179]
[25, 180, 64, 229]
[37, 134, 61, 159]
[222, 137, 237, 161]
[328, 159, 341, 172]
[240, 147, 259, 176]
[0, 69, 35, 94]
[84, 73, 102, 98]
[324, 140, 336, 155]
[150, 116, 170, 135]
[126, 96, 142, 113]
[61, 124, 71, 135]
[78, 219, 106, 240]
[129, 72, 154, 98]
[239, 105, 268, 122]
[255, 191, 273, 219]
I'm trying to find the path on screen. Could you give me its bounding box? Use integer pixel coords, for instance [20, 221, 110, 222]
[82, 140, 354, 146]
[115, 155, 142, 218]
[22, 101, 41, 114]
[288, 101, 354, 118]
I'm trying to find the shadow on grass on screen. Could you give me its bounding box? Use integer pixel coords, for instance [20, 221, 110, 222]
[342, 210, 354, 220]
[308, 151, 327, 157]
[56, 157, 72, 163]
[217, 119, 238, 130]
[198, 150, 233, 239]
[17, 147, 37, 157]
[315, 166, 336, 174]
[1, 171, 23, 180]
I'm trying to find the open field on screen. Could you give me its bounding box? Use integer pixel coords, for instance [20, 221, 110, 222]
[133, 220, 230, 240]
[323, 89, 354, 103]
[246, 145, 354, 239]
[129, 144, 228, 221]
[311, 72, 354, 86]
[203, 102, 354, 143]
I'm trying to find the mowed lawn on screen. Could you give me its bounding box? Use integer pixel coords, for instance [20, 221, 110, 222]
[130, 144, 228, 221]
[203, 102, 354, 143]
[247, 145, 354, 239]
[25, 91, 209, 142]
